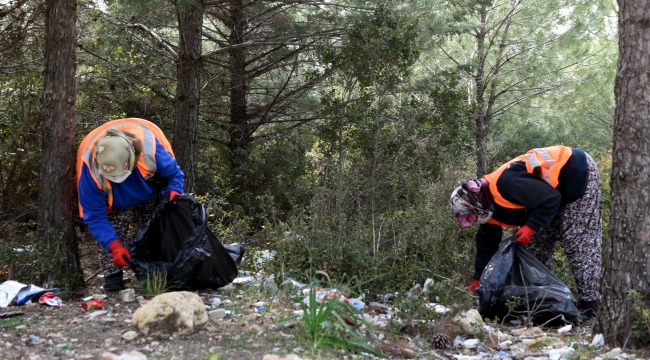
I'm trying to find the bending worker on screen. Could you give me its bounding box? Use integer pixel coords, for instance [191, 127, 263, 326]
[76, 118, 184, 291]
[450, 146, 602, 322]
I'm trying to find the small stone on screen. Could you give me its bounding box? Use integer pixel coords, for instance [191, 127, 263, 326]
[602, 348, 622, 359]
[14, 325, 26, 330]
[122, 331, 138, 341]
[209, 308, 227, 320]
[101, 317, 116, 322]
[452, 309, 486, 335]
[88, 310, 108, 320]
[118, 289, 136, 303]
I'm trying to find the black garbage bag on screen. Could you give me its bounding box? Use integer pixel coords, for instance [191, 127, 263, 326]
[475, 236, 579, 325]
[127, 194, 245, 290]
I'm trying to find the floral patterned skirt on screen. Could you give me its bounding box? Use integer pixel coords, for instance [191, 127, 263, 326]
[98, 199, 158, 277]
[524, 153, 602, 303]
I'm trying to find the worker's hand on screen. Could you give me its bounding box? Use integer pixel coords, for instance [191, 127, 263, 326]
[469, 279, 480, 293]
[108, 240, 131, 267]
[515, 225, 534, 245]
[167, 190, 180, 201]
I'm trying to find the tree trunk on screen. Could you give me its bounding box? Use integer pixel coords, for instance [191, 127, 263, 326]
[227, 0, 250, 189]
[39, 0, 83, 292]
[597, 0, 650, 347]
[173, 0, 203, 193]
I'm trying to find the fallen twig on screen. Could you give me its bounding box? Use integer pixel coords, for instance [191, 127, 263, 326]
[0, 311, 24, 318]
[84, 268, 102, 283]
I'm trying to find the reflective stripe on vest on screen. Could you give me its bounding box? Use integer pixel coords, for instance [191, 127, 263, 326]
[77, 118, 174, 216]
[483, 145, 573, 211]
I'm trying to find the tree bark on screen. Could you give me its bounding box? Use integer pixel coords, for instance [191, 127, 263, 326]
[597, 0, 650, 347]
[173, 0, 203, 193]
[227, 0, 250, 187]
[39, 0, 83, 291]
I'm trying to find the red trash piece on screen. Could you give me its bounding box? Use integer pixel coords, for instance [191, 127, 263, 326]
[81, 299, 104, 311]
[38, 292, 62, 307]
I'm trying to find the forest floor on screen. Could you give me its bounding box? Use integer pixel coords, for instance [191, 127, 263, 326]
[0, 242, 645, 360]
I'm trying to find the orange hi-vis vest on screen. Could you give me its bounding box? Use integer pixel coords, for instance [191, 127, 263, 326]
[483, 146, 573, 228]
[76, 118, 175, 217]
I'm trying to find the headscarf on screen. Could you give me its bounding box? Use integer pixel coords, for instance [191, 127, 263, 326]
[450, 179, 493, 228]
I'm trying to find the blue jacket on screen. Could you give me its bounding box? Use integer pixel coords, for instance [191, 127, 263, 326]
[78, 139, 184, 250]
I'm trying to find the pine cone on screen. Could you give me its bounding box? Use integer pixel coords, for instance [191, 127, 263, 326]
[431, 332, 449, 349]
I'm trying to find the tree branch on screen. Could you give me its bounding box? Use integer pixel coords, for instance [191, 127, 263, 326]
[126, 23, 178, 59]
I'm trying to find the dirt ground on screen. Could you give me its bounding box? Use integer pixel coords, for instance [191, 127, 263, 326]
[0, 240, 635, 360]
[0, 242, 428, 360]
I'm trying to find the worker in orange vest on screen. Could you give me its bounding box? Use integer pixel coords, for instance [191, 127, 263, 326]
[450, 146, 602, 322]
[77, 118, 184, 291]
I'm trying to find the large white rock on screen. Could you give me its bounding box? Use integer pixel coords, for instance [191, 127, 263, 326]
[132, 291, 208, 336]
[452, 309, 486, 334]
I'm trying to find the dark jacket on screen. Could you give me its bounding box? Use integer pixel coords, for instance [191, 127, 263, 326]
[473, 148, 588, 280]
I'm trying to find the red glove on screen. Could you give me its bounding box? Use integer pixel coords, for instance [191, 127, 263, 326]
[469, 279, 480, 293]
[168, 190, 180, 200]
[515, 225, 535, 245]
[108, 240, 131, 267]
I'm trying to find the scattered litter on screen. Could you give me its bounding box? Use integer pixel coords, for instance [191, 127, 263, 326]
[591, 333, 604, 347]
[461, 338, 480, 349]
[348, 298, 365, 311]
[39, 292, 62, 307]
[30, 335, 38, 341]
[100, 350, 148, 360]
[0, 280, 57, 308]
[282, 278, 308, 291]
[92, 294, 108, 300]
[81, 299, 105, 311]
[425, 303, 451, 314]
[546, 346, 575, 360]
[498, 340, 512, 349]
[209, 297, 222, 308]
[301, 288, 348, 306]
[557, 324, 572, 334]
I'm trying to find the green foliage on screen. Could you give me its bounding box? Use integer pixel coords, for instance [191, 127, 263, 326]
[138, 268, 169, 296]
[281, 273, 383, 357]
[627, 289, 650, 346]
[323, 3, 420, 88]
[0, 221, 83, 296]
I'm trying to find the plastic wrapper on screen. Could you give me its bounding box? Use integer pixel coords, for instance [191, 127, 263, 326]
[0, 281, 56, 308]
[81, 299, 105, 311]
[301, 287, 349, 306]
[476, 236, 579, 325]
[38, 292, 62, 307]
[127, 194, 245, 290]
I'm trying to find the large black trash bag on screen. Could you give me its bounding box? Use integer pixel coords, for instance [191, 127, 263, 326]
[127, 194, 245, 290]
[475, 236, 579, 325]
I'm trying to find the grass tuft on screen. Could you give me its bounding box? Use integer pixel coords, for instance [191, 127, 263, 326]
[138, 268, 169, 296]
